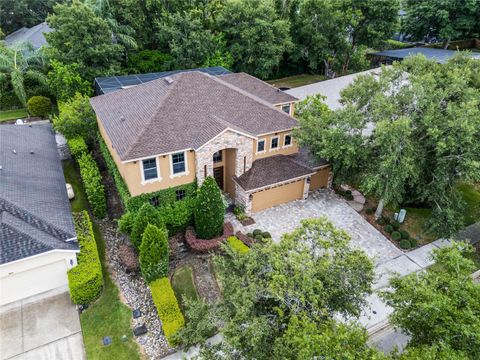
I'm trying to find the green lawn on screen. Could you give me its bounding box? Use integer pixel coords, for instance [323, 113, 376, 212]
[0, 108, 28, 122]
[171, 265, 198, 313]
[457, 182, 480, 226]
[267, 73, 326, 89]
[62, 159, 142, 360]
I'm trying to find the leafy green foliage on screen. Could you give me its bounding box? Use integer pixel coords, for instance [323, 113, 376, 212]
[53, 93, 97, 141]
[127, 50, 173, 74]
[382, 243, 480, 358]
[399, 239, 411, 249]
[26, 95, 51, 117]
[0, 0, 57, 34]
[218, 0, 292, 79]
[68, 211, 103, 304]
[399, 343, 469, 360]
[226, 236, 249, 254]
[158, 198, 194, 235]
[194, 177, 225, 239]
[45, 0, 123, 81]
[78, 152, 107, 219]
[139, 224, 169, 282]
[67, 137, 88, 159]
[47, 60, 92, 102]
[127, 182, 197, 212]
[117, 212, 135, 235]
[150, 277, 185, 346]
[130, 203, 163, 249]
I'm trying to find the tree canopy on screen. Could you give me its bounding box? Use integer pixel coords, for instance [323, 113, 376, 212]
[295, 54, 480, 235]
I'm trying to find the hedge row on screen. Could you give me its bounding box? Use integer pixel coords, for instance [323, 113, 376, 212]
[97, 133, 197, 212]
[159, 197, 194, 235]
[185, 222, 234, 253]
[68, 211, 103, 305]
[227, 236, 250, 254]
[78, 152, 107, 218]
[68, 137, 88, 159]
[150, 277, 185, 345]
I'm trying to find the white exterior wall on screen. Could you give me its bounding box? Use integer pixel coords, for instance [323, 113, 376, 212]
[0, 251, 78, 306]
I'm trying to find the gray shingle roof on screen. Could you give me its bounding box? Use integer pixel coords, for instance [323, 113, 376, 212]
[5, 22, 53, 49]
[0, 124, 78, 265]
[90, 71, 298, 161]
[234, 155, 315, 192]
[218, 72, 298, 105]
[371, 47, 480, 64]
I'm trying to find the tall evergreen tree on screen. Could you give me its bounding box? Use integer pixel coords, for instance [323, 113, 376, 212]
[139, 224, 169, 282]
[194, 176, 225, 239]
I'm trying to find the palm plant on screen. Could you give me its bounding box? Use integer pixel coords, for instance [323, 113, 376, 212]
[0, 42, 48, 106]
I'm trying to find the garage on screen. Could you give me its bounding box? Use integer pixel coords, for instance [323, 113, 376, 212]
[310, 166, 331, 190]
[251, 179, 305, 212]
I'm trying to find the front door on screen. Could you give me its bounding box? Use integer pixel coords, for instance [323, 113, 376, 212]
[213, 166, 224, 190]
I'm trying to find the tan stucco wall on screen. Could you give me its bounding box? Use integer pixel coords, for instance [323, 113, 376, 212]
[0, 251, 78, 306]
[253, 130, 298, 160]
[251, 179, 305, 212]
[98, 119, 196, 197]
[310, 167, 331, 190]
[275, 101, 296, 116]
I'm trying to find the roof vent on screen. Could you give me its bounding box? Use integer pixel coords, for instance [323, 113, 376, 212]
[30, 150, 34, 154]
[164, 76, 174, 85]
[120, 116, 125, 122]
[12, 149, 17, 154]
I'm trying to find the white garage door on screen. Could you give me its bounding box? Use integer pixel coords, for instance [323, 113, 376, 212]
[0, 259, 69, 306]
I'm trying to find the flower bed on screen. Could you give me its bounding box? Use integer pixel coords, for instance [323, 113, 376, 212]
[185, 222, 234, 253]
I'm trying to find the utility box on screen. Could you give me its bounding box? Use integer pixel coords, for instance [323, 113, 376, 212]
[398, 209, 407, 223]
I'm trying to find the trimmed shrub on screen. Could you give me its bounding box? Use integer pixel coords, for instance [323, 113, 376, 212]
[118, 212, 135, 235]
[247, 232, 253, 238]
[255, 234, 263, 242]
[68, 137, 88, 159]
[391, 221, 401, 231]
[376, 218, 386, 226]
[118, 244, 139, 273]
[384, 224, 394, 234]
[159, 198, 194, 235]
[252, 229, 262, 237]
[382, 216, 391, 224]
[409, 238, 418, 248]
[227, 236, 250, 254]
[262, 231, 271, 239]
[400, 230, 410, 240]
[128, 183, 197, 213]
[391, 231, 402, 241]
[78, 152, 106, 218]
[53, 93, 97, 141]
[139, 224, 169, 282]
[97, 134, 131, 206]
[68, 211, 103, 304]
[365, 208, 374, 215]
[185, 222, 234, 253]
[194, 177, 225, 239]
[399, 239, 411, 249]
[27, 96, 51, 117]
[131, 203, 164, 249]
[150, 278, 185, 346]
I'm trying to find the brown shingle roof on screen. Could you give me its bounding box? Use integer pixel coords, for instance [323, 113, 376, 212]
[90, 72, 298, 161]
[219, 72, 298, 105]
[289, 147, 329, 169]
[234, 155, 315, 192]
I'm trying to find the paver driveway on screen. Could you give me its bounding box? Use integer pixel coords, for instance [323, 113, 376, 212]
[241, 189, 402, 265]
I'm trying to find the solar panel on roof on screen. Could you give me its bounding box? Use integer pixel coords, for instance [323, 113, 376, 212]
[93, 66, 232, 95]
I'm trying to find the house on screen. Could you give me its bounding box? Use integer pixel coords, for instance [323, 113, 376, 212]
[5, 22, 53, 50]
[0, 124, 79, 306]
[90, 70, 331, 214]
[369, 47, 480, 65]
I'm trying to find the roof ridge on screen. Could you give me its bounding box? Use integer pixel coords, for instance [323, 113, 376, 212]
[123, 73, 184, 159]
[234, 72, 299, 100]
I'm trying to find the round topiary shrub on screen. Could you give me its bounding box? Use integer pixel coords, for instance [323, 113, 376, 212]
[27, 96, 52, 117]
[391, 231, 402, 241]
[254, 234, 263, 242]
[365, 208, 374, 215]
[384, 224, 394, 234]
[400, 230, 410, 240]
[194, 176, 225, 239]
[409, 238, 418, 248]
[262, 231, 271, 238]
[391, 221, 401, 230]
[252, 229, 262, 237]
[399, 239, 411, 249]
[376, 218, 386, 226]
[247, 232, 253, 238]
[382, 216, 391, 224]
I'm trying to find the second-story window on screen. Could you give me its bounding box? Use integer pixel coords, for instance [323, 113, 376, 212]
[257, 139, 265, 153]
[271, 137, 279, 150]
[172, 152, 186, 174]
[213, 151, 222, 163]
[142, 158, 158, 181]
[284, 134, 292, 147]
[282, 104, 291, 114]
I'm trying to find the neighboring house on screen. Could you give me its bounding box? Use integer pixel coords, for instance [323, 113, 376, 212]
[4, 22, 53, 49]
[90, 70, 331, 214]
[0, 124, 79, 306]
[369, 47, 480, 65]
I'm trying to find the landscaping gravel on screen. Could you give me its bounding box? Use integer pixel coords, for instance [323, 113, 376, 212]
[98, 220, 175, 359]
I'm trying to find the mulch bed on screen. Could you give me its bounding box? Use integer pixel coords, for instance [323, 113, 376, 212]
[239, 217, 255, 226]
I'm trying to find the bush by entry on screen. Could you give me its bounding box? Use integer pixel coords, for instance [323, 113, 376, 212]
[194, 176, 225, 239]
[68, 211, 104, 305]
[150, 277, 185, 346]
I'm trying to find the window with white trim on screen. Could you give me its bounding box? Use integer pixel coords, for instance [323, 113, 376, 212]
[257, 139, 265, 153]
[281, 104, 291, 114]
[284, 134, 292, 147]
[271, 136, 279, 150]
[172, 152, 186, 174]
[142, 158, 158, 180]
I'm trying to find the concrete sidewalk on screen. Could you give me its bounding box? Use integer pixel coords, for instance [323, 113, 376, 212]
[0, 287, 85, 360]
